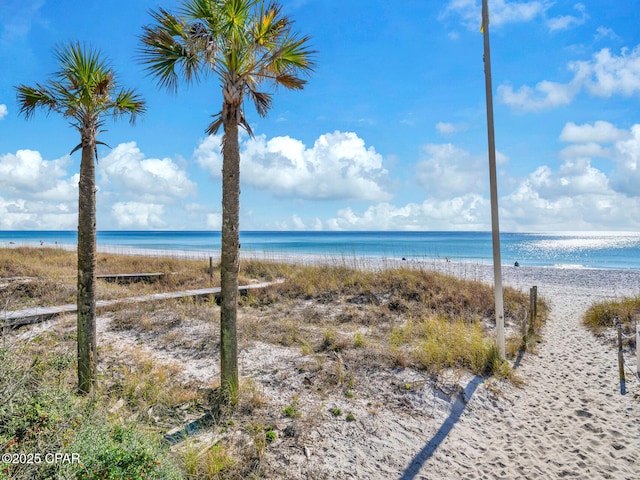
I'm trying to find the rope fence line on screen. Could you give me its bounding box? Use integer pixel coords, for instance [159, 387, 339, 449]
[614, 318, 640, 395]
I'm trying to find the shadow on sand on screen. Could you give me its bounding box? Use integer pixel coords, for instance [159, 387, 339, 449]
[399, 375, 485, 480]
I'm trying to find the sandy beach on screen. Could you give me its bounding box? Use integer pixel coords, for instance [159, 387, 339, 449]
[247, 261, 640, 479]
[6, 251, 640, 479]
[398, 263, 640, 480]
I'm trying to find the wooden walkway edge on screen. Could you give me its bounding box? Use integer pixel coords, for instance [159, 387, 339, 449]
[2, 280, 279, 328]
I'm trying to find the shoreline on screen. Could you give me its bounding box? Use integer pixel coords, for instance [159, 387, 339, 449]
[3, 243, 640, 298]
[4, 240, 640, 271]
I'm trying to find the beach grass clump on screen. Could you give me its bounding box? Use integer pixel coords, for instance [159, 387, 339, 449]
[390, 315, 501, 376]
[238, 263, 534, 383]
[584, 296, 639, 347]
[0, 346, 182, 480]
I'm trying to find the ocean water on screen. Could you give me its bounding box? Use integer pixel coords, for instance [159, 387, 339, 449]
[1, 230, 640, 270]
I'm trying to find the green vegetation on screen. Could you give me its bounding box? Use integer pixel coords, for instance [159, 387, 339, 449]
[0, 347, 181, 480]
[242, 262, 546, 378]
[584, 296, 639, 348]
[282, 397, 301, 419]
[0, 247, 548, 479]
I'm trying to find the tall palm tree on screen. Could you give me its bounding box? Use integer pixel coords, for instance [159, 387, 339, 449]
[140, 0, 313, 401]
[16, 43, 146, 394]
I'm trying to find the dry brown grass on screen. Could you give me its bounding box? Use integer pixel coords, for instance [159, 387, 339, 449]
[583, 296, 639, 349]
[0, 247, 225, 310]
[1, 248, 550, 479]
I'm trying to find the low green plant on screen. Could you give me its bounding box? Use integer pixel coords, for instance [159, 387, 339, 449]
[330, 407, 342, 416]
[0, 347, 181, 480]
[345, 413, 355, 422]
[282, 397, 300, 418]
[265, 427, 277, 443]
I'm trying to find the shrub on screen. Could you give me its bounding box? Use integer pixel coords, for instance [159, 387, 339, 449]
[0, 347, 182, 480]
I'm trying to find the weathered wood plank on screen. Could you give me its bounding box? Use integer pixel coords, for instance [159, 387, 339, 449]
[2, 280, 280, 328]
[97, 272, 164, 283]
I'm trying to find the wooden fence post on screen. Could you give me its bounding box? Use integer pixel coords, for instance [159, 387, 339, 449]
[636, 323, 639, 381]
[617, 321, 626, 395]
[528, 286, 537, 336]
[209, 256, 213, 284]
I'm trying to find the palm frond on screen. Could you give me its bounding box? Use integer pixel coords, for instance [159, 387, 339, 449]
[239, 111, 254, 137]
[139, 8, 204, 91]
[112, 89, 147, 124]
[140, 0, 313, 129]
[70, 143, 83, 155]
[16, 41, 145, 152]
[15, 84, 60, 119]
[247, 89, 272, 117]
[206, 111, 224, 135]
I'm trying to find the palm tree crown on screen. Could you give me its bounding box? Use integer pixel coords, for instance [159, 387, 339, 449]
[139, 0, 314, 135]
[17, 42, 146, 155]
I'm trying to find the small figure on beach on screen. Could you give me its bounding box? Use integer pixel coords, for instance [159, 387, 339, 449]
[514, 261, 520, 267]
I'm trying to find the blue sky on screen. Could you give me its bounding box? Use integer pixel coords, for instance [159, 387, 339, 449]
[1, 0, 640, 232]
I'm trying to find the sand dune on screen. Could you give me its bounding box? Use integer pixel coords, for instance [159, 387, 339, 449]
[261, 263, 640, 479]
[23, 258, 638, 479]
[413, 268, 640, 480]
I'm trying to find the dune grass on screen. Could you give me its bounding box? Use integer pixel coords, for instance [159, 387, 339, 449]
[0, 247, 548, 479]
[240, 263, 544, 378]
[0, 247, 219, 310]
[584, 296, 639, 348]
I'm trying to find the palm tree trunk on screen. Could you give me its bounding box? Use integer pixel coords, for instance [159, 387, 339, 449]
[220, 119, 240, 401]
[77, 140, 97, 394]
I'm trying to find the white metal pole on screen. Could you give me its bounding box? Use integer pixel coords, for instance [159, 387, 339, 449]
[482, 0, 505, 359]
[636, 324, 639, 379]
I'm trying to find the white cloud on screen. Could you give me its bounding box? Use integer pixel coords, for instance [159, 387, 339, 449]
[559, 143, 610, 161]
[111, 202, 166, 229]
[323, 121, 640, 232]
[571, 47, 640, 97]
[0, 149, 77, 201]
[610, 124, 640, 195]
[499, 80, 578, 111]
[0, 104, 7, 120]
[100, 142, 196, 203]
[594, 26, 620, 43]
[415, 143, 509, 197]
[0, 196, 76, 229]
[559, 121, 630, 143]
[195, 131, 391, 202]
[498, 121, 640, 230]
[436, 122, 468, 136]
[546, 3, 588, 32]
[206, 213, 222, 229]
[416, 144, 487, 197]
[326, 195, 490, 231]
[500, 46, 640, 111]
[441, 0, 550, 31]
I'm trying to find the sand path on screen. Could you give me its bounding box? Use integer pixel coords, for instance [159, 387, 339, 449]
[406, 267, 640, 480]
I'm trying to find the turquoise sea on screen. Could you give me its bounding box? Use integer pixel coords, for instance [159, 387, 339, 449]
[2, 230, 640, 270]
